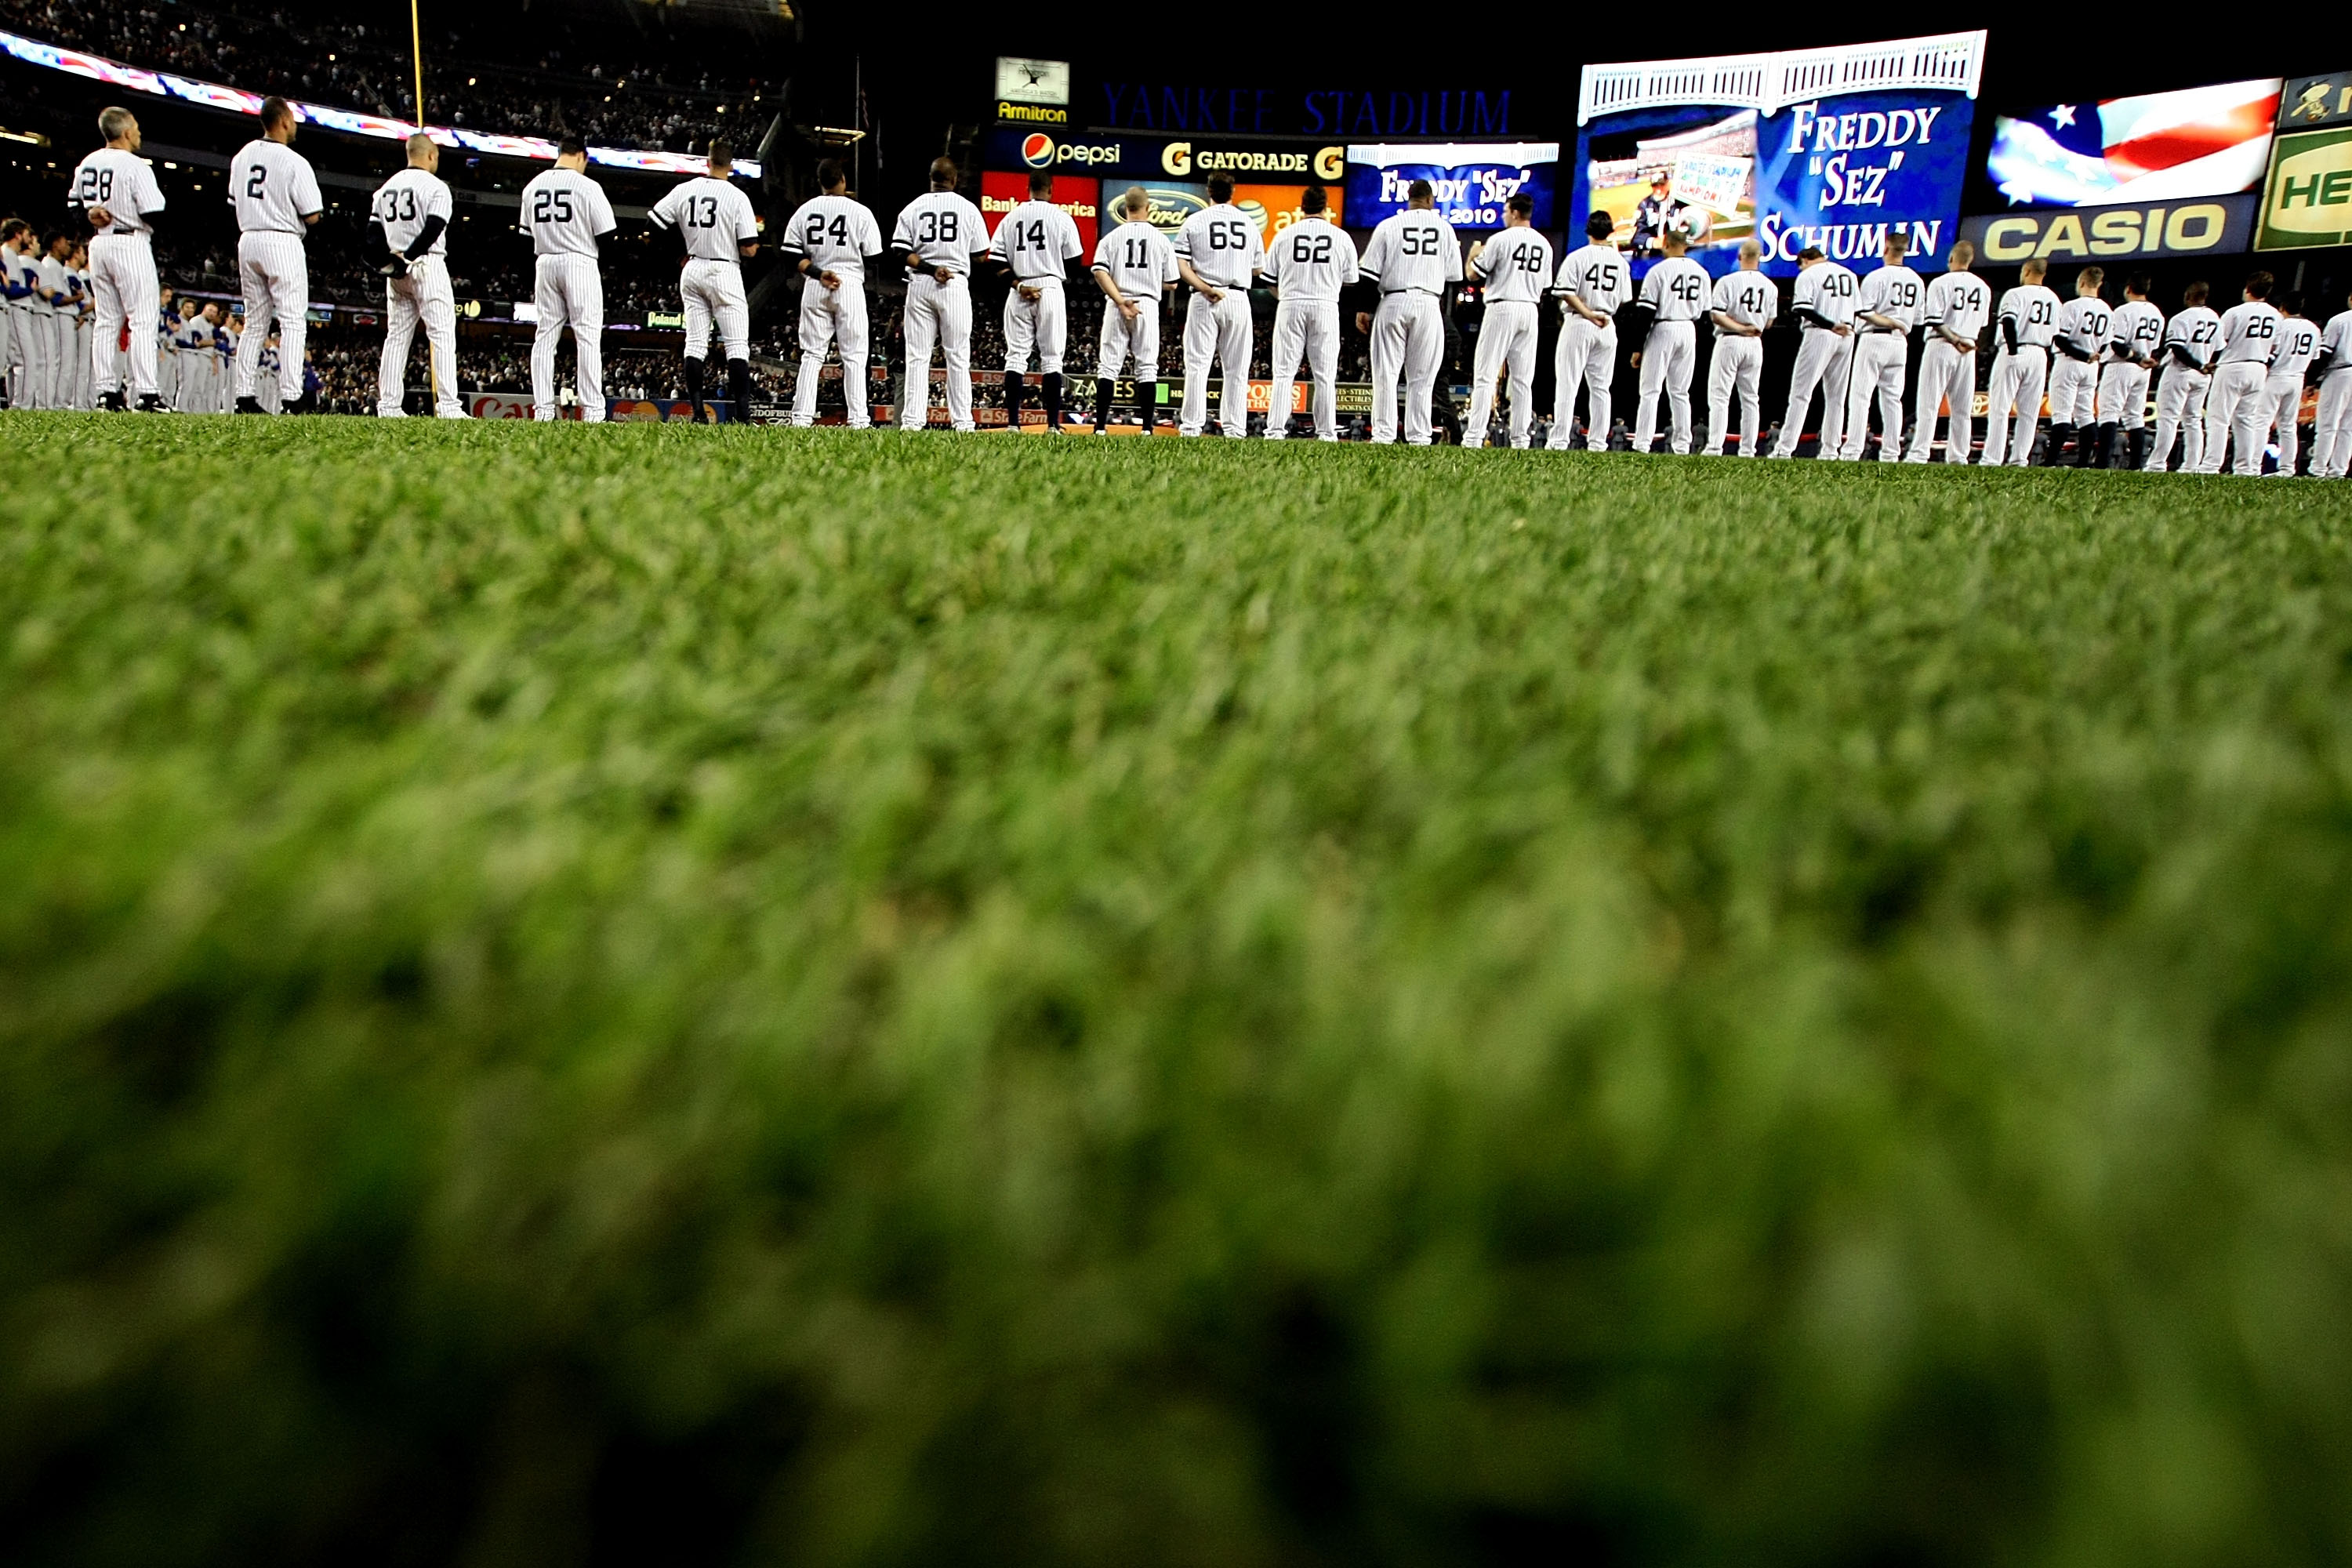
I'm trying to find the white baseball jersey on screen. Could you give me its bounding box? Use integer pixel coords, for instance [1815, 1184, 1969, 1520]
[1093, 219, 1178, 303]
[520, 167, 617, 258]
[1554, 241, 1632, 319]
[988, 200, 1083, 283]
[34, 252, 65, 310]
[2321, 309, 2352, 372]
[1173, 203, 1268, 291]
[1262, 216, 1357, 302]
[70, 147, 165, 236]
[1470, 227, 1553, 306]
[1856, 263, 1924, 331]
[782, 192, 883, 278]
[2212, 300, 2283, 366]
[1708, 269, 1777, 330]
[1922, 270, 1991, 343]
[649, 176, 760, 262]
[2108, 299, 2164, 362]
[2163, 305, 2222, 370]
[1639, 256, 1711, 323]
[2054, 296, 2113, 361]
[1359, 209, 1462, 296]
[227, 140, 321, 234]
[892, 191, 989, 278]
[372, 167, 453, 257]
[1997, 284, 2062, 350]
[1793, 260, 1860, 328]
[2270, 315, 2319, 381]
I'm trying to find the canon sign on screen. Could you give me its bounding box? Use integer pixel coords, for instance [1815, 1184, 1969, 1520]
[1018, 133, 1123, 169]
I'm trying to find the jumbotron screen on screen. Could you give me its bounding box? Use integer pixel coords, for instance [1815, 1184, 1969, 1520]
[1571, 32, 1985, 278]
[1984, 78, 2284, 207]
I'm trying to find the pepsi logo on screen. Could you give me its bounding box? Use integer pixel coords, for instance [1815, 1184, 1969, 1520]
[1022, 133, 1054, 167]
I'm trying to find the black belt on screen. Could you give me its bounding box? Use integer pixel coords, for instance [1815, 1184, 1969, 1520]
[1382, 287, 1441, 296]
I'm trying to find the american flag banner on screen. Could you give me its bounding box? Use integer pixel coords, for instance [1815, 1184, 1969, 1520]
[1988, 78, 2283, 207]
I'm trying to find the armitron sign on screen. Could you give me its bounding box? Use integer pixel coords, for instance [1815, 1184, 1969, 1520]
[1959, 197, 2256, 260]
[996, 101, 1067, 125]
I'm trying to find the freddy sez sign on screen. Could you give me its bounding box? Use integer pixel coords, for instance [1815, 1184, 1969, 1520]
[1343, 143, 1559, 230]
[1573, 32, 1985, 277]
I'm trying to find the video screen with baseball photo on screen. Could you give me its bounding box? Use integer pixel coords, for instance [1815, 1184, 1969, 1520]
[1984, 78, 2284, 208]
[1572, 33, 1985, 278]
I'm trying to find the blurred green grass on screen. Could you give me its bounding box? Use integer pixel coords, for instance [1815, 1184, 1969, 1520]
[4, 414, 2351, 1565]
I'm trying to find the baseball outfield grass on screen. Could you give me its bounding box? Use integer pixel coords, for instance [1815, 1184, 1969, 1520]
[5, 414, 2352, 1565]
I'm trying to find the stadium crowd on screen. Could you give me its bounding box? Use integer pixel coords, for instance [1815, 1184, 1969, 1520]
[0, 0, 781, 152]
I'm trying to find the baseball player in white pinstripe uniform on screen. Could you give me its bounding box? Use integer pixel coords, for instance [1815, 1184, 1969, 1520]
[2094, 275, 2163, 468]
[2311, 288, 2352, 479]
[373, 134, 463, 419]
[1769, 245, 1857, 458]
[2258, 298, 2319, 477]
[1980, 259, 2060, 467]
[1463, 193, 1551, 449]
[68, 106, 168, 412]
[782, 158, 884, 430]
[892, 159, 990, 432]
[0, 220, 19, 408]
[1704, 241, 1775, 456]
[1548, 212, 1631, 452]
[1175, 172, 1268, 438]
[2146, 281, 2219, 472]
[2197, 273, 2283, 476]
[1903, 241, 1988, 463]
[648, 137, 763, 423]
[989, 169, 1086, 432]
[1090, 185, 1178, 434]
[1629, 229, 1708, 455]
[1833, 231, 1922, 460]
[521, 137, 617, 422]
[1356, 180, 1462, 446]
[1261, 183, 1354, 441]
[226, 96, 319, 414]
[2045, 267, 2113, 465]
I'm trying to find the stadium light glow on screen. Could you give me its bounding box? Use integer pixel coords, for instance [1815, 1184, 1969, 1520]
[0, 26, 763, 178]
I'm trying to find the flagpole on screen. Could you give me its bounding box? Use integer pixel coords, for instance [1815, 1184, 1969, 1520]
[410, 0, 441, 413]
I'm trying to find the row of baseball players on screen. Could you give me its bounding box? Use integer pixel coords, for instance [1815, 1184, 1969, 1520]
[38, 96, 2352, 468]
[755, 161, 2352, 471]
[46, 100, 638, 420]
[783, 162, 1536, 443]
[0, 221, 103, 411]
[3, 223, 285, 415]
[1598, 223, 2346, 475]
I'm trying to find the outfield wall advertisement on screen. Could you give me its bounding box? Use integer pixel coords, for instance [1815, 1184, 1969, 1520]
[2257, 69, 2352, 250]
[1571, 33, 1985, 278]
[1965, 78, 2280, 261]
[982, 128, 1343, 185]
